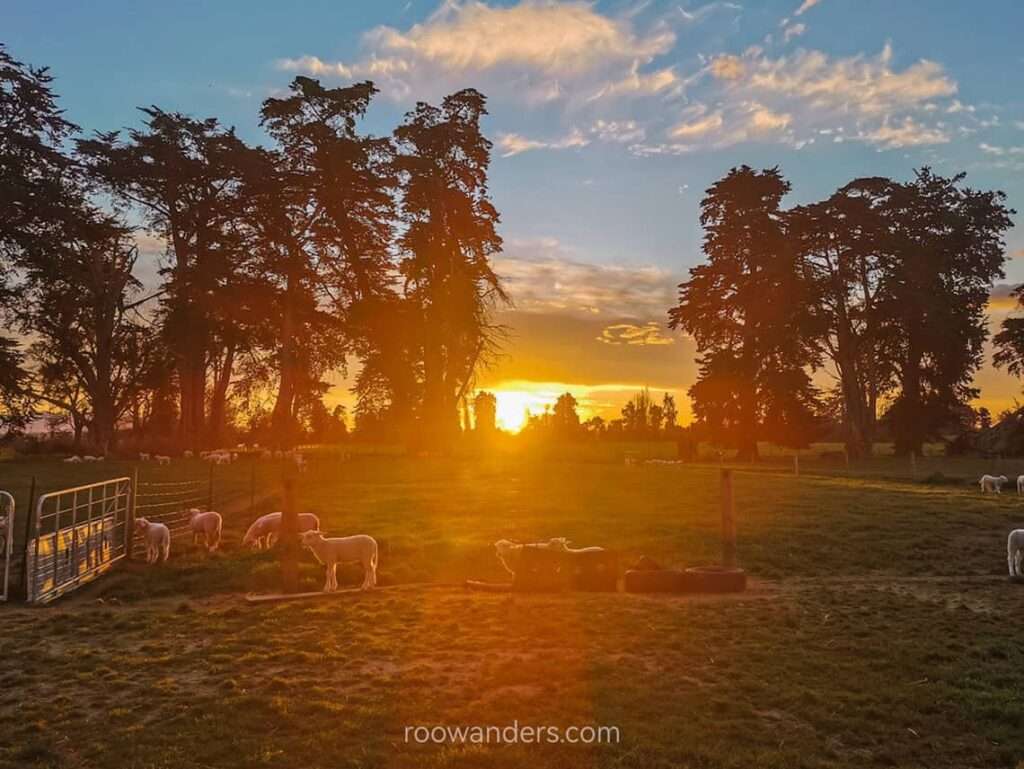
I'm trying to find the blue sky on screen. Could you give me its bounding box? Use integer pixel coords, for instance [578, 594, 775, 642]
[7, 0, 1024, 423]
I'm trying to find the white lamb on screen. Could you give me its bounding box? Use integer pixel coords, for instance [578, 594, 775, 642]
[242, 511, 321, 550]
[980, 474, 1009, 494]
[1017, 475, 1024, 495]
[155, 455, 172, 466]
[138, 452, 151, 461]
[64, 456, 82, 463]
[134, 517, 170, 564]
[493, 538, 570, 576]
[183, 450, 193, 459]
[188, 508, 222, 552]
[1008, 529, 1024, 577]
[299, 530, 378, 591]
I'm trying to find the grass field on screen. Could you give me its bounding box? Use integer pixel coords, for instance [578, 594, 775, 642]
[2, 447, 1024, 768]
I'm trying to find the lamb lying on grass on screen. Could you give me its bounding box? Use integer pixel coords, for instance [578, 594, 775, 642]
[241, 511, 320, 550]
[188, 508, 222, 552]
[494, 538, 573, 576]
[299, 530, 378, 591]
[1008, 530, 1024, 577]
[980, 474, 1009, 494]
[134, 517, 170, 564]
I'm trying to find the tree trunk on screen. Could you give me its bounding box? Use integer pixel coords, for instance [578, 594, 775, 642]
[271, 262, 299, 448]
[208, 342, 236, 448]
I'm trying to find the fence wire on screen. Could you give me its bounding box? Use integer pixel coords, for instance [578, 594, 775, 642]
[135, 479, 209, 541]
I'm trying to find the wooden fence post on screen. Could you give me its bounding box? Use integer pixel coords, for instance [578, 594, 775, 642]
[721, 469, 737, 569]
[793, 454, 800, 477]
[280, 476, 299, 594]
[20, 476, 37, 599]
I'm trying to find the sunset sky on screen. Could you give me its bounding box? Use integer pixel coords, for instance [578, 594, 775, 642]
[8, 0, 1024, 430]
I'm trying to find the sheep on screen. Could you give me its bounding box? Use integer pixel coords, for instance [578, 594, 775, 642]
[299, 530, 378, 591]
[183, 449, 193, 459]
[64, 456, 82, 463]
[1008, 529, 1024, 577]
[293, 453, 307, 472]
[155, 455, 172, 466]
[188, 508, 222, 552]
[493, 538, 568, 576]
[241, 511, 321, 550]
[260, 449, 273, 460]
[134, 517, 170, 564]
[138, 452, 151, 461]
[82, 455, 101, 462]
[980, 474, 1009, 494]
[1017, 475, 1024, 495]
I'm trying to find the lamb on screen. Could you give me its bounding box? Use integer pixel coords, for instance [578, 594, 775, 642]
[82, 455, 101, 462]
[980, 474, 1009, 494]
[1017, 475, 1024, 495]
[64, 456, 82, 463]
[134, 517, 170, 564]
[155, 455, 172, 466]
[293, 453, 307, 472]
[138, 452, 151, 461]
[188, 508, 222, 552]
[241, 511, 321, 550]
[183, 449, 193, 459]
[493, 538, 569, 576]
[1008, 529, 1024, 577]
[299, 530, 378, 591]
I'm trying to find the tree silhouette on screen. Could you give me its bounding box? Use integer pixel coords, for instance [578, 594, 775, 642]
[670, 166, 819, 459]
[473, 391, 497, 433]
[877, 170, 1013, 455]
[395, 89, 508, 445]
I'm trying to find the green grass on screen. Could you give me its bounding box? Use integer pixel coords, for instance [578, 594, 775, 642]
[2, 449, 1024, 768]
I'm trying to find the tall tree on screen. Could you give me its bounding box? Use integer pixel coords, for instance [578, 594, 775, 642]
[253, 76, 396, 446]
[792, 178, 896, 459]
[78, 109, 250, 449]
[0, 45, 77, 430]
[16, 202, 161, 452]
[394, 89, 508, 444]
[670, 166, 819, 459]
[878, 169, 1013, 455]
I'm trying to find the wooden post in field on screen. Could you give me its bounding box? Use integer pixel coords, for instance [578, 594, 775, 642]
[21, 476, 37, 599]
[720, 469, 737, 569]
[843, 447, 850, 470]
[280, 476, 299, 593]
[793, 454, 800, 477]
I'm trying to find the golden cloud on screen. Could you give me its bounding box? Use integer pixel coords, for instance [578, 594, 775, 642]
[597, 322, 675, 346]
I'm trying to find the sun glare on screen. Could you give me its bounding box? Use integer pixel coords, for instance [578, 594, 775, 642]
[494, 390, 538, 432]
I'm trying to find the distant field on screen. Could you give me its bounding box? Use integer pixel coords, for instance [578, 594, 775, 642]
[2, 448, 1024, 767]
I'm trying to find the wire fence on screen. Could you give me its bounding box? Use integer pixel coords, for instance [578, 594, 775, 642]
[134, 477, 211, 543]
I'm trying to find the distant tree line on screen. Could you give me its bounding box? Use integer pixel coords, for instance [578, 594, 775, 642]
[670, 166, 1015, 460]
[0, 44, 506, 452]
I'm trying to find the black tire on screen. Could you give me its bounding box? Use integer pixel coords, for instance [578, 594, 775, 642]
[623, 568, 686, 593]
[684, 565, 747, 594]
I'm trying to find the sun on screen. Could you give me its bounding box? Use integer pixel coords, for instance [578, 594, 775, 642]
[493, 390, 539, 433]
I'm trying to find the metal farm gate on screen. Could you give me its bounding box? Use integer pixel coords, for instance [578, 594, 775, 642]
[26, 477, 131, 604]
[0, 492, 13, 602]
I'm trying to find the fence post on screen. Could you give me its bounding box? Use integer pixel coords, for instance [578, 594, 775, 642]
[126, 467, 138, 561]
[721, 469, 737, 569]
[280, 476, 299, 594]
[20, 476, 37, 600]
[793, 454, 800, 477]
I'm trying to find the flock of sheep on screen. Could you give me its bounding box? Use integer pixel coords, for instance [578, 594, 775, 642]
[977, 475, 1024, 579]
[64, 445, 309, 471]
[132, 507, 378, 592]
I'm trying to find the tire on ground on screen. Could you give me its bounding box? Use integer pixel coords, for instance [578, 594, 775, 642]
[684, 565, 747, 593]
[623, 568, 686, 593]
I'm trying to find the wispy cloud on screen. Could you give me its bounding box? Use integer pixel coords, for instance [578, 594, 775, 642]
[794, 0, 823, 16]
[494, 238, 678, 319]
[277, 0, 677, 105]
[597, 322, 674, 346]
[497, 128, 589, 157]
